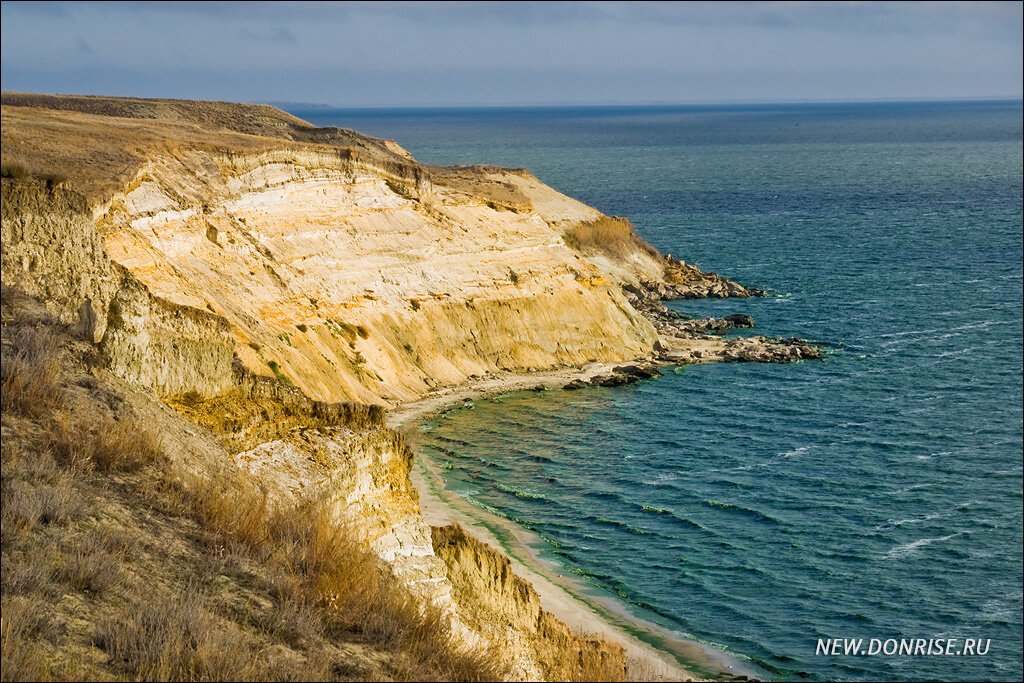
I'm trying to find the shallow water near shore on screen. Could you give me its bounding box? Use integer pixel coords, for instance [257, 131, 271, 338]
[295, 102, 1024, 681]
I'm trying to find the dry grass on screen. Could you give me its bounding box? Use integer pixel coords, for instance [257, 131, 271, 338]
[2, 93, 419, 206]
[45, 411, 164, 474]
[93, 587, 261, 681]
[166, 473, 506, 681]
[0, 162, 67, 188]
[563, 216, 661, 260]
[1, 595, 52, 682]
[0, 325, 63, 417]
[0, 480, 82, 537]
[1, 162, 30, 179]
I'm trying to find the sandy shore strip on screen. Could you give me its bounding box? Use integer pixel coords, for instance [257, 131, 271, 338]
[387, 362, 622, 428]
[388, 367, 759, 682]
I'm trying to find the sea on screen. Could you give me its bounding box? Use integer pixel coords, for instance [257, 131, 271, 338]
[291, 101, 1024, 681]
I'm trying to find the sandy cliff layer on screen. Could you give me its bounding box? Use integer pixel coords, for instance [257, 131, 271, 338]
[95, 150, 658, 405]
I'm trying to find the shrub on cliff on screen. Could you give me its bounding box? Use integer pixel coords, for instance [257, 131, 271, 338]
[563, 215, 661, 260]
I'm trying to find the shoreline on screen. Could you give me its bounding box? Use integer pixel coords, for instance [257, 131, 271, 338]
[388, 365, 759, 682]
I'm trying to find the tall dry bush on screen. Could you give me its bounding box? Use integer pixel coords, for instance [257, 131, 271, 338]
[563, 216, 661, 260]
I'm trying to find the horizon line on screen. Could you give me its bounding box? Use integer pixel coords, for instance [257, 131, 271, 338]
[267, 96, 1024, 112]
[3, 90, 1020, 112]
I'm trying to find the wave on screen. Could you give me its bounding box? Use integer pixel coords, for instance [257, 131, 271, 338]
[701, 499, 781, 524]
[640, 471, 680, 487]
[585, 490, 632, 506]
[635, 503, 710, 531]
[874, 510, 944, 530]
[422, 443, 464, 460]
[493, 481, 549, 502]
[885, 482, 935, 496]
[464, 496, 505, 518]
[704, 447, 809, 474]
[587, 515, 658, 537]
[884, 532, 964, 559]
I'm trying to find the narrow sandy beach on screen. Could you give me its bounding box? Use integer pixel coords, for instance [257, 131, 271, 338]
[388, 368, 758, 682]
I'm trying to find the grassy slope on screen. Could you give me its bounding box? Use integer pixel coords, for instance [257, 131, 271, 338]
[0, 285, 504, 682]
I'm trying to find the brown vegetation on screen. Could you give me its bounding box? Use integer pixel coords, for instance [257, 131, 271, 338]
[563, 216, 661, 260]
[1, 162, 30, 179]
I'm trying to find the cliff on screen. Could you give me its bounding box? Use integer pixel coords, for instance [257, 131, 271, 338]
[2, 93, 667, 407]
[2, 93, 808, 680]
[1, 94, 663, 681]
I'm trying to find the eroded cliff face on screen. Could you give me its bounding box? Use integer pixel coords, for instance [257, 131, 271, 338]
[433, 524, 628, 681]
[92, 148, 657, 405]
[169, 379, 620, 680]
[1, 180, 235, 398]
[1, 95, 697, 680]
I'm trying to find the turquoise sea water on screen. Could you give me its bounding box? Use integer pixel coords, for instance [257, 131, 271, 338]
[294, 102, 1024, 681]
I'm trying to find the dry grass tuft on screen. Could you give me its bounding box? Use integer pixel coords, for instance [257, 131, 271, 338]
[93, 586, 260, 681]
[46, 412, 164, 474]
[0, 595, 52, 681]
[0, 162, 31, 179]
[58, 534, 123, 597]
[186, 472, 271, 548]
[1, 553, 55, 596]
[0, 325, 63, 417]
[0, 480, 83, 540]
[563, 216, 661, 260]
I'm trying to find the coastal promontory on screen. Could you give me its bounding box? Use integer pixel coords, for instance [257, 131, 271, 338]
[2, 93, 812, 680]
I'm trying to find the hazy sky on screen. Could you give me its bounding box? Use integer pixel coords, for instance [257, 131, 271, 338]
[1, 1, 1021, 107]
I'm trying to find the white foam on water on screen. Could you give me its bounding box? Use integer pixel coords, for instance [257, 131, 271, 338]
[884, 532, 964, 559]
[874, 511, 944, 530]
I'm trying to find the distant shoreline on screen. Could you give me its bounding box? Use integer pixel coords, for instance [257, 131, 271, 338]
[284, 98, 1024, 117]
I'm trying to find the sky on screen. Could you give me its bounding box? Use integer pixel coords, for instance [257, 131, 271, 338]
[1, 1, 1021, 107]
